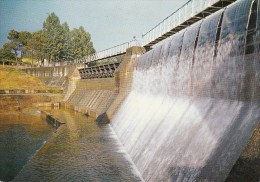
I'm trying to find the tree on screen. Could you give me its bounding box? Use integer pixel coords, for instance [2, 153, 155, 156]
[17, 31, 32, 57]
[2, 12, 96, 66]
[3, 42, 16, 52]
[43, 12, 64, 65]
[0, 48, 16, 66]
[4, 30, 32, 65]
[28, 30, 45, 65]
[6, 30, 20, 64]
[70, 26, 95, 60]
[61, 22, 72, 61]
[42, 14, 95, 64]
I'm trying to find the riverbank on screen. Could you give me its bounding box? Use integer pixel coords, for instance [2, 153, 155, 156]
[0, 94, 62, 112]
[0, 66, 61, 92]
[0, 66, 64, 112]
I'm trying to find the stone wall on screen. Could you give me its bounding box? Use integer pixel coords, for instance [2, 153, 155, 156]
[0, 94, 62, 112]
[23, 65, 82, 102]
[23, 65, 77, 78]
[23, 65, 78, 88]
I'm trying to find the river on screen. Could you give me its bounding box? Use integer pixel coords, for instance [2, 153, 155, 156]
[0, 109, 141, 182]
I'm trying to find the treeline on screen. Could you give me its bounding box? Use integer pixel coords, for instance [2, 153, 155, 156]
[0, 12, 95, 66]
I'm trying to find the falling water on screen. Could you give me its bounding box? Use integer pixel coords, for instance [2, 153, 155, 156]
[111, 0, 260, 181]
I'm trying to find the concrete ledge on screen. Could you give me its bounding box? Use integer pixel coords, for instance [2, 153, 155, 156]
[33, 102, 61, 108]
[64, 103, 101, 120]
[0, 94, 63, 112]
[41, 110, 65, 129]
[0, 89, 62, 94]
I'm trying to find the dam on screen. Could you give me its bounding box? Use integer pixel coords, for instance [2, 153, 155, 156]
[112, 0, 260, 181]
[1, 0, 260, 181]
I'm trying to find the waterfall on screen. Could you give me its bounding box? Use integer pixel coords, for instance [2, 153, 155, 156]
[112, 0, 260, 181]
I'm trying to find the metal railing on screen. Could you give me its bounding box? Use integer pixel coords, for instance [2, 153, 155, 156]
[78, 0, 234, 64]
[141, 0, 221, 46]
[79, 40, 138, 63]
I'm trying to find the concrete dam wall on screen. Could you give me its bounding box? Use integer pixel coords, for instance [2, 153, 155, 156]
[65, 47, 145, 122]
[109, 0, 259, 181]
[65, 78, 117, 119]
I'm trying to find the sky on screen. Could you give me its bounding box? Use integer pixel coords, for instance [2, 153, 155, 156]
[0, 0, 185, 51]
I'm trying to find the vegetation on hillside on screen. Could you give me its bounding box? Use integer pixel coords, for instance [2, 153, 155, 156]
[0, 12, 95, 66]
[0, 66, 61, 91]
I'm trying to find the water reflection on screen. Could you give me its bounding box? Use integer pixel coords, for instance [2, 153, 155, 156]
[14, 109, 141, 182]
[0, 109, 54, 181]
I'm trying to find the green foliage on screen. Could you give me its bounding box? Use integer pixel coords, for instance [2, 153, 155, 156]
[2, 12, 95, 65]
[28, 30, 45, 64]
[3, 42, 16, 51]
[86, 61, 97, 67]
[61, 22, 72, 61]
[17, 31, 32, 46]
[17, 31, 32, 54]
[0, 48, 16, 65]
[7, 30, 20, 42]
[43, 13, 64, 63]
[70, 26, 95, 60]
[3, 30, 32, 64]
[42, 12, 95, 64]
[6, 30, 20, 58]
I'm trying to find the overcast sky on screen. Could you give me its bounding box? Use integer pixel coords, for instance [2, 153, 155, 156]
[0, 0, 185, 51]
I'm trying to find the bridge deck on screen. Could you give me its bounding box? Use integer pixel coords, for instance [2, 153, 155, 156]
[144, 0, 237, 48]
[79, 0, 238, 64]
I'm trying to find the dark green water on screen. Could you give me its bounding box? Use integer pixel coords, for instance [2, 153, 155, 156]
[0, 109, 54, 181]
[12, 109, 141, 182]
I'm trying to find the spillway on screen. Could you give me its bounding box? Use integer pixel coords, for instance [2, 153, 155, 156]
[111, 0, 260, 181]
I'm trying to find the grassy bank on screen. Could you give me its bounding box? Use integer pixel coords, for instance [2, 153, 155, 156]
[0, 66, 61, 92]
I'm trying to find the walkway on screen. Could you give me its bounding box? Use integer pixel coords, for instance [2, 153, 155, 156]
[80, 0, 237, 63]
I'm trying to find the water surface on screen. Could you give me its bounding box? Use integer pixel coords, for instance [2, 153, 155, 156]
[14, 109, 141, 182]
[0, 109, 54, 181]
